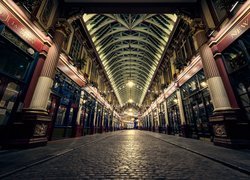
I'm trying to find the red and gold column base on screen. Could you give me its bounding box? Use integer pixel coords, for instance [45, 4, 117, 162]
[210, 109, 250, 148]
[6, 109, 51, 147]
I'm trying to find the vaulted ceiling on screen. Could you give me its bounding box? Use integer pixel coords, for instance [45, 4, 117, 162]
[83, 14, 177, 107]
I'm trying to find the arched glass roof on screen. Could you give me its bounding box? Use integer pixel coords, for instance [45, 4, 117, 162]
[83, 14, 177, 106]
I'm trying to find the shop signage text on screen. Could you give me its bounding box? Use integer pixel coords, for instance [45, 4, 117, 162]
[0, 3, 43, 51]
[217, 12, 250, 52]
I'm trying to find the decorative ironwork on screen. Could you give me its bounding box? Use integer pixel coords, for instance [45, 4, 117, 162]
[83, 14, 178, 106]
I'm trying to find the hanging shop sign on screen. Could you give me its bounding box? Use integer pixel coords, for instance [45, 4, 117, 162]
[0, 3, 43, 51]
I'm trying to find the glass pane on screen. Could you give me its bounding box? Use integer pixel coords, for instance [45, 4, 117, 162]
[68, 107, 74, 126]
[55, 105, 67, 126]
[0, 82, 20, 125]
[0, 43, 31, 80]
[223, 40, 248, 73]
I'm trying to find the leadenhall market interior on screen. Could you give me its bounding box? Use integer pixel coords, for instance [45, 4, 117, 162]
[0, 0, 249, 149]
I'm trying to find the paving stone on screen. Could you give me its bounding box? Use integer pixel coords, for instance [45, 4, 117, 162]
[1, 130, 250, 179]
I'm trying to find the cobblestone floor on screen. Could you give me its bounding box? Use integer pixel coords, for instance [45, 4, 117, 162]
[2, 130, 250, 179]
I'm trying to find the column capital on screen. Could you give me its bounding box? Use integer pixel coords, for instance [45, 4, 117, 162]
[193, 29, 208, 50]
[54, 19, 72, 37]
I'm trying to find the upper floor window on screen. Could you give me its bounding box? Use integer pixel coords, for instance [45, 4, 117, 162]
[41, 0, 54, 26]
[70, 30, 84, 61]
[208, 0, 246, 26]
[16, 0, 42, 14]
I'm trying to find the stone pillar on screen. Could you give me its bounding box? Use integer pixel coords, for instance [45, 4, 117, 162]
[151, 111, 155, 132]
[112, 111, 115, 131]
[99, 107, 104, 133]
[213, 54, 239, 109]
[155, 104, 162, 132]
[9, 20, 71, 146]
[23, 51, 48, 108]
[147, 114, 151, 131]
[176, 89, 187, 137]
[194, 30, 249, 147]
[30, 21, 71, 110]
[93, 102, 98, 133]
[74, 90, 84, 137]
[163, 100, 169, 134]
[195, 30, 231, 111]
[146, 116, 149, 130]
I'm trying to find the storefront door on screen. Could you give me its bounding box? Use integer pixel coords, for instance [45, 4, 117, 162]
[168, 105, 181, 135]
[47, 94, 60, 140]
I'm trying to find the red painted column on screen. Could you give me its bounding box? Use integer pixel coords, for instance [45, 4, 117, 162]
[23, 50, 48, 108]
[9, 20, 71, 147]
[213, 54, 239, 109]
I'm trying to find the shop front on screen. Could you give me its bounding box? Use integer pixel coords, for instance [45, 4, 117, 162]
[167, 92, 181, 135]
[83, 92, 96, 135]
[222, 30, 250, 122]
[180, 70, 214, 139]
[47, 70, 81, 140]
[0, 25, 38, 142]
[95, 102, 103, 133]
[208, 8, 250, 146]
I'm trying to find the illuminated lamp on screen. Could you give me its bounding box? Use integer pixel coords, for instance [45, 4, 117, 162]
[127, 81, 134, 88]
[128, 99, 133, 103]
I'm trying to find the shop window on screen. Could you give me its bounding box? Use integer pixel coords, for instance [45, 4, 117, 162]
[180, 70, 213, 137]
[67, 107, 74, 126]
[0, 42, 31, 80]
[223, 39, 250, 73]
[181, 77, 199, 98]
[222, 31, 250, 120]
[55, 105, 67, 126]
[0, 82, 20, 125]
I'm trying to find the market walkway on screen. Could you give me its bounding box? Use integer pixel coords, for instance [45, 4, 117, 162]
[0, 130, 250, 179]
